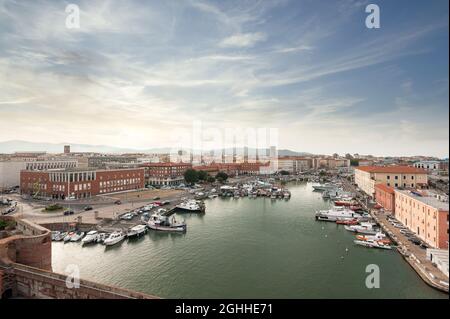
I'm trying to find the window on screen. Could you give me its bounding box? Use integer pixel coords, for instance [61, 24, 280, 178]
[411, 176, 414, 180]
[387, 175, 390, 180]
[395, 176, 398, 180]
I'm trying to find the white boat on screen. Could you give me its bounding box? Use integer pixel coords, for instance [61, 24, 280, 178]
[315, 206, 362, 222]
[70, 231, 85, 242]
[63, 232, 75, 243]
[54, 231, 67, 241]
[176, 200, 203, 213]
[312, 184, 336, 191]
[344, 222, 378, 235]
[127, 224, 147, 238]
[81, 230, 98, 245]
[96, 233, 108, 244]
[104, 231, 125, 246]
[354, 239, 392, 250]
[147, 213, 186, 232]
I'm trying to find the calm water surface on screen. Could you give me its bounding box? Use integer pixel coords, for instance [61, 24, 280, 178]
[52, 182, 447, 298]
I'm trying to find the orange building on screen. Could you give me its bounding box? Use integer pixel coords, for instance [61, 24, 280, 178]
[395, 189, 449, 249]
[374, 184, 395, 213]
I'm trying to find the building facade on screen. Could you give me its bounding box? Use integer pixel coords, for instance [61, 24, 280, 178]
[87, 156, 138, 168]
[355, 166, 428, 197]
[374, 184, 395, 213]
[1, 159, 78, 190]
[20, 168, 144, 199]
[141, 162, 192, 186]
[277, 157, 312, 173]
[395, 189, 449, 249]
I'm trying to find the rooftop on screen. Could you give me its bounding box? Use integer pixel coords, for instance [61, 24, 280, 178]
[395, 189, 449, 211]
[356, 166, 427, 174]
[374, 183, 395, 194]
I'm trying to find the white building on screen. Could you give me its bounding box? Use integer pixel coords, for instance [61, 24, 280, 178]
[0, 159, 78, 190]
[414, 160, 440, 171]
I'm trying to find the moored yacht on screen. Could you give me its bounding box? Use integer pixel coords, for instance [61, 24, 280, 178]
[81, 230, 98, 245]
[127, 224, 147, 238]
[176, 200, 204, 213]
[104, 231, 126, 246]
[315, 206, 362, 222]
[344, 222, 378, 235]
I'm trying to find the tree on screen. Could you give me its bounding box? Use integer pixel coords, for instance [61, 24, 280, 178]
[184, 169, 199, 184]
[197, 170, 208, 181]
[216, 172, 229, 183]
[207, 175, 216, 183]
[279, 170, 290, 175]
[350, 159, 360, 167]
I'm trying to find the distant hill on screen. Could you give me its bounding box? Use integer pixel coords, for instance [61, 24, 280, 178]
[0, 140, 311, 156]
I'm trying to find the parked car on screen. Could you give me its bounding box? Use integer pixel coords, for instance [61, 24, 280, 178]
[84, 206, 93, 211]
[114, 200, 122, 205]
[152, 196, 160, 200]
[63, 210, 74, 216]
[120, 213, 133, 220]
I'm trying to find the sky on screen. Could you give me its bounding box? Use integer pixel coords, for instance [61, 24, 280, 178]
[0, 0, 448, 157]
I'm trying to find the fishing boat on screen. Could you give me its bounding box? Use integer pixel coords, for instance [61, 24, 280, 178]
[81, 230, 98, 245]
[104, 231, 126, 246]
[127, 224, 147, 238]
[354, 239, 392, 250]
[147, 213, 186, 232]
[334, 200, 356, 207]
[315, 206, 362, 222]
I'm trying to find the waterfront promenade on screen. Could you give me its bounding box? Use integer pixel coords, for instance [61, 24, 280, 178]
[341, 178, 449, 293]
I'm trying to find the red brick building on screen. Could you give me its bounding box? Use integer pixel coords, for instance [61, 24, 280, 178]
[374, 184, 395, 213]
[140, 162, 192, 186]
[195, 162, 268, 176]
[20, 168, 144, 199]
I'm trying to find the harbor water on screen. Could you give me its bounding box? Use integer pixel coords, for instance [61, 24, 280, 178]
[52, 182, 447, 298]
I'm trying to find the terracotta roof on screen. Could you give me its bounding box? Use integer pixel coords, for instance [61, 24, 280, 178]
[356, 166, 427, 174]
[374, 184, 395, 194]
[140, 162, 192, 167]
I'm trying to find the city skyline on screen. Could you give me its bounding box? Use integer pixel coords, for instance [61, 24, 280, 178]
[0, 0, 449, 157]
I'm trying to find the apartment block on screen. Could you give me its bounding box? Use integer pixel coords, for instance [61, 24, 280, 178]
[395, 189, 449, 249]
[355, 166, 428, 197]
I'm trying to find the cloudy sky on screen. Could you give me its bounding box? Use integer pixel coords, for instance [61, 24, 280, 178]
[0, 0, 448, 157]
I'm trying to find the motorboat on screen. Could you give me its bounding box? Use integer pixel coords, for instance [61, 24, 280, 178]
[354, 239, 392, 250]
[315, 206, 362, 222]
[147, 213, 186, 232]
[312, 184, 336, 192]
[63, 232, 75, 243]
[104, 231, 126, 246]
[176, 200, 204, 213]
[344, 222, 378, 235]
[81, 230, 98, 245]
[336, 219, 359, 225]
[70, 231, 85, 242]
[356, 232, 390, 244]
[127, 224, 147, 238]
[96, 233, 108, 244]
[54, 231, 67, 241]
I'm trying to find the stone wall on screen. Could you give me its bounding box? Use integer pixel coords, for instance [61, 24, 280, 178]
[1, 263, 157, 299]
[0, 216, 51, 270]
